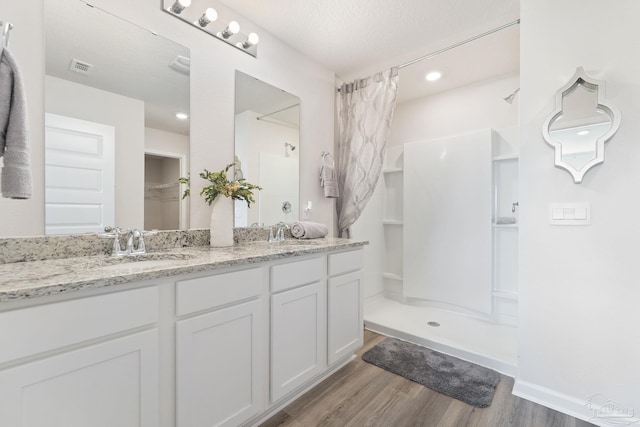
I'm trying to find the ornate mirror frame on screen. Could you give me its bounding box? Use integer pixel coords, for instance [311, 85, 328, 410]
[542, 67, 621, 183]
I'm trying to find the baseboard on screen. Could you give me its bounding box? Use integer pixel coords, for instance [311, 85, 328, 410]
[364, 322, 517, 377]
[512, 378, 630, 427]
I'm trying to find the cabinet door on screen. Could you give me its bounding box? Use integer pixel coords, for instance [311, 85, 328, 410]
[328, 271, 363, 365]
[271, 281, 326, 402]
[0, 329, 159, 427]
[176, 299, 265, 427]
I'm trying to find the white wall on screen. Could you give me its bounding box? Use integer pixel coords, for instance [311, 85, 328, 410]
[45, 76, 145, 229]
[0, 0, 335, 236]
[353, 73, 519, 300]
[388, 72, 519, 147]
[515, 0, 640, 422]
[145, 127, 189, 161]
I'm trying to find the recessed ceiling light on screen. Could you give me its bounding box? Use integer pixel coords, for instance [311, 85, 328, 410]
[425, 71, 442, 82]
[577, 130, 590, 136]
[176, 112, 189, 120]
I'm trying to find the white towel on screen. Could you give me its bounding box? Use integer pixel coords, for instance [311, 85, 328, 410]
[290, 221, 329, 239]
[0, 49, 32, 199]
[320, 156, 339, 198]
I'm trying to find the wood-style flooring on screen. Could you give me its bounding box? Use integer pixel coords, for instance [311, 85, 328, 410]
[260, 330, 596, 427]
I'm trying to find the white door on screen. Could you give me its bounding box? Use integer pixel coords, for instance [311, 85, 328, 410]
[0, 330, 159, 427]
[271, 281, 326, 402]
[176, 299, 265, 427]
[45, 113, 115, 235]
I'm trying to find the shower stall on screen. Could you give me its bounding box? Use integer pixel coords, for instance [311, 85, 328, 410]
[364, 127, 519, 376]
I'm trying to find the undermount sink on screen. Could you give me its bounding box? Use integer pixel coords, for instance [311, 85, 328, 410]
[279, 239, 323, 246]
[97, 252, 196, 271]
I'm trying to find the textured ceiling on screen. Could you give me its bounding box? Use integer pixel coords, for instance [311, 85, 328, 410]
[219, 0, 520, 79]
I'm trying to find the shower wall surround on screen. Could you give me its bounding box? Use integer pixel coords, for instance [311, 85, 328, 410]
[404, 130, 493, 314]
[379, 127, 519, 324]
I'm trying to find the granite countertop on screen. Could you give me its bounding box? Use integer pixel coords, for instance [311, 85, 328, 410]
[0, 238, 366, 303]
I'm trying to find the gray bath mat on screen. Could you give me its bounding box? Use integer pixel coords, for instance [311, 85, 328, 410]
[362, 337, 500, 408]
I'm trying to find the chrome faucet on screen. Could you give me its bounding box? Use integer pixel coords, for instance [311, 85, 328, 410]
[126, 229, 141, 255]
[100, 226, 157, 256]
[268, 222, 289, 243]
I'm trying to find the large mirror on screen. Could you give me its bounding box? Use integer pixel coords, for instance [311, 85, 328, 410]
[234, 71, 300, 227]
[44, 0, 190, 234]
[542, 67, 620, 183]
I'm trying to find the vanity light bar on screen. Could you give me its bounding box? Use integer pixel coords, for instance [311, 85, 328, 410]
[162, 0, 259, 57]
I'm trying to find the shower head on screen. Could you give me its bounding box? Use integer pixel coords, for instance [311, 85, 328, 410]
[503, 88, 520, 104]
[285, 142, 296, 151]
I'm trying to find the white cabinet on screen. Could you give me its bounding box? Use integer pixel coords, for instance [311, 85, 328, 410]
[0, 330, 159, 427]
[327, 250, 363, 365]
[176, 299, 264, 427]
[175, 267, 265, 427]
[0, 287, 160, 427]
[0, 246, 365, 426]
[270, 257, 326, 402]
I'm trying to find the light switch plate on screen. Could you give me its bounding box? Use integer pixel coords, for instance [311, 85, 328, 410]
[549, 203, 591, 225]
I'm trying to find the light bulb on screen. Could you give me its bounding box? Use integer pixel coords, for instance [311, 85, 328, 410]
[220, 21, 240, 39]
[197, 8, 217, 27]
[228, 21, 240, 34]
[169, 0, 191, 14]
[241, 32, 259, 48]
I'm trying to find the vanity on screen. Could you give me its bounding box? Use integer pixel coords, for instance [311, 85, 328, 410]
[0, 236, 366, 427]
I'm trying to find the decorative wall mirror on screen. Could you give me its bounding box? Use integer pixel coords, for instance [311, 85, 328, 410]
[542, 67, 620, 183]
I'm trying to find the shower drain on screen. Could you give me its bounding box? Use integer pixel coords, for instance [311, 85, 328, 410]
[427, 321, 440, 327]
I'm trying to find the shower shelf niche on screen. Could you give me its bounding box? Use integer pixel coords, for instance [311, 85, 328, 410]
[491, 127, 519, 327]
[381, 146, 404, 296]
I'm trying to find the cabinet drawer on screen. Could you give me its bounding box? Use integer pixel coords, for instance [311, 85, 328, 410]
[176, 267, 263, 316]
[271, 256, 324, 293]
[0, 286, 158, 365]
[328, 249, 363, 276]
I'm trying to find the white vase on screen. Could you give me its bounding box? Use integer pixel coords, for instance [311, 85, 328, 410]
[209, 196, 234, 247]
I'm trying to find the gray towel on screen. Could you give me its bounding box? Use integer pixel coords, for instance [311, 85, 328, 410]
[320, 159, 339, 198]
[0, 49, 32, 199]
[290, 221, 329, 239]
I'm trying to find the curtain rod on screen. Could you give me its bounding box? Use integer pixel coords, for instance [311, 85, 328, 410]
[398, 19, 520, 69]
[256, 103, 300, 120]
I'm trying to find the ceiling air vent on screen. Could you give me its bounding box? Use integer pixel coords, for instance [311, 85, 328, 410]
[69, 59, 94, 75]
[169, 55, 190, 75]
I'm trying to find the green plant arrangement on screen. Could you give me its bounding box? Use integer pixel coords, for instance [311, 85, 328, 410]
[179, 162, 261, 206]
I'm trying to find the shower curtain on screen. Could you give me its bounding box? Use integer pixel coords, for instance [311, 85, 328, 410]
[336, 67, 399, 238]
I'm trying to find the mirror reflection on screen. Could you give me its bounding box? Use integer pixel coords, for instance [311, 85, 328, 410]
[542, 67, 620, 183]
[234, 71, 300, 227]
[45, 0, 190, 234]
[548, 81, 612, 171]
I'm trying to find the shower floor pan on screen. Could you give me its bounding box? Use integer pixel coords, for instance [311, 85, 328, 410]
[364, 295, 517, 377]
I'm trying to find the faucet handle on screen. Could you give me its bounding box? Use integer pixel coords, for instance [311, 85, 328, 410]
[99, 227, 123, 256]
[136, 230, 158, 254]
[268, 226, 277, 243]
